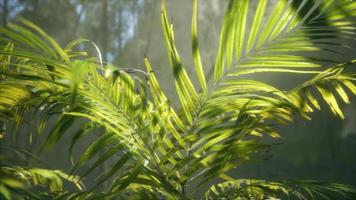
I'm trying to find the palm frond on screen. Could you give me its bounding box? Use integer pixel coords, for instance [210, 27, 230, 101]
[205, 179, 356, 200]
[0, 166, 83, 200]
[159, 0, 356, 193]
[0, 18, 185, 197]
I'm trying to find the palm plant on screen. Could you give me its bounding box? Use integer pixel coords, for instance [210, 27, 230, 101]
[1, 0, 356, 199]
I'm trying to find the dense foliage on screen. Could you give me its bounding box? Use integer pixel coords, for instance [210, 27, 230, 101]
[1, 0, 356, 199]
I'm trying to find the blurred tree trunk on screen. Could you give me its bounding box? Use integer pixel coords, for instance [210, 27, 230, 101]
[100, 0, 109, 61]
[117, 7, 122, 56]
[99, 1, 109, 191]
[2, 0, 8, 26]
